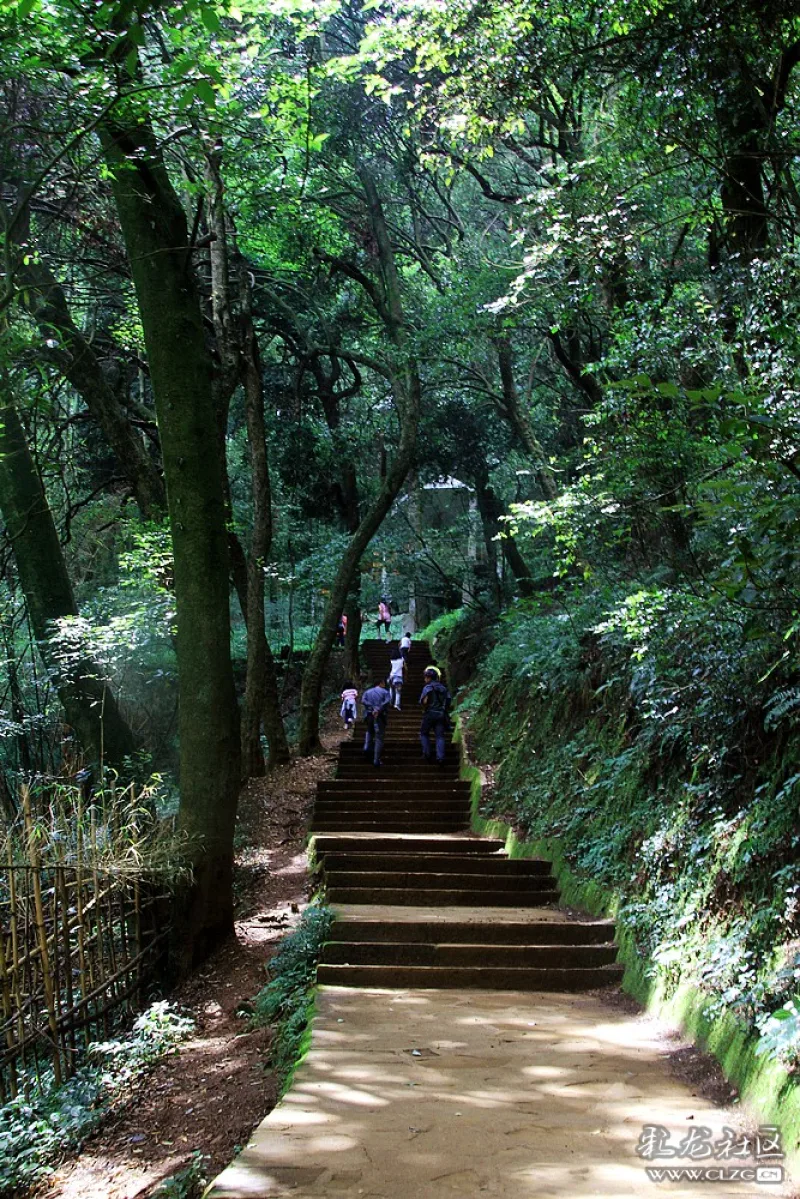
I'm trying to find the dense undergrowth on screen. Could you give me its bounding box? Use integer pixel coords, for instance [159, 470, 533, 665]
[0, 1002, 193, 1195]
[249, 903, 333, 1096]
[430, 598, 800, 1065]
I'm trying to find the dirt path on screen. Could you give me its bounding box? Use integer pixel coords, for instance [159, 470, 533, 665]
[40, 724, 342, 1199]
[209, 985, 796, 1198]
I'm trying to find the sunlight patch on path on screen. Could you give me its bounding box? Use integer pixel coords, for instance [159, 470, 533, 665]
[208, 987, 793, 1198]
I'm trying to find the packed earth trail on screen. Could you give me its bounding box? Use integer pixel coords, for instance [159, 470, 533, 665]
[208, 642, 796, 1198]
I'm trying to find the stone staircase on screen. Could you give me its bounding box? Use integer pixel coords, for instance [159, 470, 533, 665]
[312, 639, 622, 991]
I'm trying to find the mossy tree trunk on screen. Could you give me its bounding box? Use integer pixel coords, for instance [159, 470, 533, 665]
[238, 259, 290, 774]
[344, 588, 363, 682]
[0, 386, 137, 769]
[100, 114, 240, 971]
[1, 198, 166, 519]
[473, 468, 534, 599]
[493, 335, 558, 501]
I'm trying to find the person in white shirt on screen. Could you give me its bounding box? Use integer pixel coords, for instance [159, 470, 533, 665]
[388, 652, 405, 710]
[399, 632, 412, 663]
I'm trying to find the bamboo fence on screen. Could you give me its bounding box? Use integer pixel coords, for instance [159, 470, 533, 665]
[0, 784, 172, 1100]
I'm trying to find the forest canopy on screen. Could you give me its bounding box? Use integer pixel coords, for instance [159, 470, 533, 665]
[0, 0, 799, 971]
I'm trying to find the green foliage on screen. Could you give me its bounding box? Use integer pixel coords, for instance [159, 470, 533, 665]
[756, 997, 800, 1069]
[417, 609, 467, 646]
[0, 1001, 193, 1194]
[458, 586, 800, 1057]
[249, 904, 333, 1092]
[152, 1151, 211, 1199]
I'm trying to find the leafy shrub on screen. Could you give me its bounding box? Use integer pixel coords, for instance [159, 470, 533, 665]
[250, 904, 333, 1092]
[453, 584, 800, 1043]
[756, 998, 800, 1069]
[0, 1001, 193, 1194]
[152, 1151, 210, 1199]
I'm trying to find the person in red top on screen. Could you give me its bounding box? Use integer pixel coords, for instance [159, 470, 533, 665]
[376, 599, 391, 640]
[335, 612, 348, 648]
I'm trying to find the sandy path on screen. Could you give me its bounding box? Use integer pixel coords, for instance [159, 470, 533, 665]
[208, 985, 795, 1198]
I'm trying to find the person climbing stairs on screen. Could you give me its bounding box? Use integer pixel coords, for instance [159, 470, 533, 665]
[311, 639, 622, 990]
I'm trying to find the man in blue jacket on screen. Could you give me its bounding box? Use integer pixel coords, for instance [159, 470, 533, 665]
[419, 667, 451, 766]
[362, 678, 391, 767]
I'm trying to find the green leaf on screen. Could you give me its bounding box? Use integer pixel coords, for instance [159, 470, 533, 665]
[194, 78, 216, 105]
[200, 5, 221, 33]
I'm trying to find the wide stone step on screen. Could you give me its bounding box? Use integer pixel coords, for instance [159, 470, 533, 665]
[336, 760, 460, 768]
[327, 919, 614, 944]
[315, 794, 470, 806]
[315, 795, 469, 807]
[335, 768, 462, 778]
[318, 780, 471, 792]
[338, 749, 459, 761]
[326, 887, 559, 905]
[316, 792, 471, 804]
[316, 963, 624, 990]
[316, 792, 470, 803]
[312, 821, 470, 834]
[315, 815, 472, 827]
[313, 817, 469, 829]
[316, 812, 471, 825]
[321, 942, 619, 967]
[325, 870, 556, 892]
[311, 836, 504, 855]
[316, 815, 472, 824]
[319, 853, 550, 875]
[316, 800, 472, 810]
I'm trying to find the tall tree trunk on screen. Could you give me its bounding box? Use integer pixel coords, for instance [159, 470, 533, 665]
[2, 200, 166, 518]
[472, 470, 503, 608]
[344, 587, 362, 682]
[99, 113, 240, 972]
[0, 387, 137, 768]
[298, 171, 420, 754]
[493, 335, 558, 500]
[238, 261, 290, 773]
[473, 469, 534, 599]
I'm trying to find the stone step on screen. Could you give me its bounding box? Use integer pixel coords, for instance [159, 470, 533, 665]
[326, 919, 614, 944]
[315, 963, 623, 990]
[326, 887, 559, 905]
[324, 870, 556, 892]
[313, 817, 470, 830]
[320, 942, 619, 968]
[315, 796, 470, 808]
[336, 761, 460, 769]
[338, 748, 459, 760]
[317, 780, 471, 793]
[315, 809, 471, 824]
[349, 726, 437, 735]
[318, 782, 469, 793]
[311, 821, 471, 834]
[315, 806, 471, 819]
[319, 853, 550, 875]
[317, 796, 471, 807]
[311, 836, 505, 855]
[335, 768, 462, 778]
